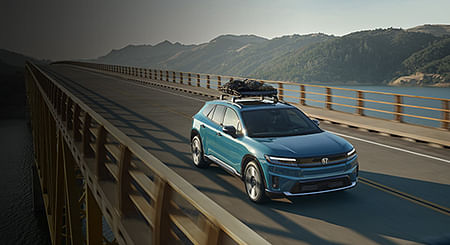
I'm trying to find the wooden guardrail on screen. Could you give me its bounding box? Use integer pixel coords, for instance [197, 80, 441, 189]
[58, 61, 450, 130]
[26, 61, 270, 245]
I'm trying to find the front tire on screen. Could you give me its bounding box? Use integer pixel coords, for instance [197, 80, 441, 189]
[191, 135, 209, 168]
[244, 161, 268, 203]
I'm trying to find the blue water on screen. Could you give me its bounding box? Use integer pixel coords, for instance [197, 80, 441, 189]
[270, 84, 450, 128]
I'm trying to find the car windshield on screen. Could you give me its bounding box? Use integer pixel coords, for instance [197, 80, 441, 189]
[241, 108, 322, 137]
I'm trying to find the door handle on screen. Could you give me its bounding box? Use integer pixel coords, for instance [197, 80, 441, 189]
[216, 132, 222, 136]
[200, 124, 205, 128]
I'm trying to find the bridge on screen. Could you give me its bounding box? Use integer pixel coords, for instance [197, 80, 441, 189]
[26, 61, 450, 244]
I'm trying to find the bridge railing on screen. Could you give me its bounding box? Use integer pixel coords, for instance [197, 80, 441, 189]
[26, 61, 270, 245]
[59, 61, 449, 130]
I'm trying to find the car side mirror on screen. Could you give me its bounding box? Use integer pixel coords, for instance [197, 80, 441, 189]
[222, 125, 237, 137]
[312, 119, 320, 126]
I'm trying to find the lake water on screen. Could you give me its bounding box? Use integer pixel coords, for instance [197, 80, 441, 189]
[281, 85, 450, 128]
[0, 119, 50, 244]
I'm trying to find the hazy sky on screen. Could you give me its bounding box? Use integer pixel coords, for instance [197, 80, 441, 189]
[1, 0, 449, 60]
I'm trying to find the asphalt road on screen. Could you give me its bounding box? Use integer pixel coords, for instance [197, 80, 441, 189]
[41, 64, 450, 245]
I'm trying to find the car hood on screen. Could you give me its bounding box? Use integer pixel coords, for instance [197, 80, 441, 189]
[254, 131, 352, 157]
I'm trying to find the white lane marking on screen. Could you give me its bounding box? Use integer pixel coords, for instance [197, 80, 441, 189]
[329, 131, 450, 164]
[116, 76, 450, 164]
[122, 79, 208, 102]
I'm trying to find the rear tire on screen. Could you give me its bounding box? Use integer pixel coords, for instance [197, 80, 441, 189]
[191, 135, 209, 168]
[244, 161, 268, 203]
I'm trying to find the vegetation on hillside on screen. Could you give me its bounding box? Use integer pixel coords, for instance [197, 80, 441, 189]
[96, 25, 450, 86]
[255, 29, 440, 83]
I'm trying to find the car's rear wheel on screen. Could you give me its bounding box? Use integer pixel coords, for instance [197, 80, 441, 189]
[191, 135, 209, 168]
[244, 161, 268, 203]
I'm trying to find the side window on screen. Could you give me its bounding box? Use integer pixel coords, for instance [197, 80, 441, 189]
[223, 108, 242, 131]
[202, 104, 214, 117]
[207, 105, 216, 120]
[211, 105, 225, 124]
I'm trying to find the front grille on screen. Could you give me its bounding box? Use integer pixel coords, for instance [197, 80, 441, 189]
[289, 176, 351, 194]
[295, 152, 352, 168]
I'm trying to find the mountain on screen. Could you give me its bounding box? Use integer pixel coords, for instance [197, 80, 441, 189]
[97, 41, 195, 67]
[256, 28, 440, 84]
[97, 33, 334, 76]
[160, 33, 333, 76]
[407, 24, 450, 37]
[390, 37, 450, 86]
[95, 24, 450, 86]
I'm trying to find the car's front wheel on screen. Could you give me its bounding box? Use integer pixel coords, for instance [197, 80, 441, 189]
[244, 161, 268, 203]
[191, 135, 209, 168]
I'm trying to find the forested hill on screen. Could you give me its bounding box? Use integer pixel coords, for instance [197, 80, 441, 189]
[256, 29, 448, 84]
[95, 25, 450, 86]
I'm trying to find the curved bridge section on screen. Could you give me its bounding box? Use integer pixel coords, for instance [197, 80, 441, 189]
[26, 61, 270, 245]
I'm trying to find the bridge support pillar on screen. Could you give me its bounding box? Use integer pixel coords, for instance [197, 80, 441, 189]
[32, 164, 44, 212]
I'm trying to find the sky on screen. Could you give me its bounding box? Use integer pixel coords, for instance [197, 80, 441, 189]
[1, 0, 449, 61]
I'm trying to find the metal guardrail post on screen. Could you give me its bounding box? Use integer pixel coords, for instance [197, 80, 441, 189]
[188, 73, 192, 86]
[61, 93, 68, 121]
[86, 184, 102, 244]
[442, 100, 449, 129]
[278, 83, 284, 100]
[95, 126, 108, 180]
[118, 145, 133, 216]
[197, 74, 200, 87]
[326, 87, 332, 110]
[180, 72, 184, 84]
[166, 71, 169, 82]
[357, 91, 364, 116]
[66, 99, 73, 129]
[207, 75, 210, 89]
[217, 76, 221, 87]
[395, 95, 403, 122]
[73, 104, 81, 141]
[82, 114, 94, 157]
[153, 179, 172, 245]
[173, 72, 176, 83]
[300, 85, 306, 105]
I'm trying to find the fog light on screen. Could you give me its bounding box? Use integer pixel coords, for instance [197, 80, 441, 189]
[272, 176, 279, 189]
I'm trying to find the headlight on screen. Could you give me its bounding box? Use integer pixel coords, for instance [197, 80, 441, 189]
[265, 155, 297, 166]
[347, 148, 356, 157]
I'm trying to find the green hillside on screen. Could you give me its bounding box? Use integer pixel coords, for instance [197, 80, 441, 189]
[401, 37, 450, 81]
[255, 29, 439, 83]
[95, 25, 450, 86]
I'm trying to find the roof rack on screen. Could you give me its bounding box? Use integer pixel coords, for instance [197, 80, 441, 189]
[219, 79, 279, 103]
[220, 92, 279, 104]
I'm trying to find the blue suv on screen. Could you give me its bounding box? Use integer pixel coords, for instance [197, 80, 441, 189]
[191, 97, 358, 202]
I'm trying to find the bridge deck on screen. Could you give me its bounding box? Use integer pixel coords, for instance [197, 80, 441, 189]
[42, 64, 450, 245]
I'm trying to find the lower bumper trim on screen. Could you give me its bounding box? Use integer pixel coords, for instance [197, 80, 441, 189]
[282, 181, 357, 196]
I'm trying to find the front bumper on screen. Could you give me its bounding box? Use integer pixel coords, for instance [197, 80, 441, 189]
[263, 157, 359, 198]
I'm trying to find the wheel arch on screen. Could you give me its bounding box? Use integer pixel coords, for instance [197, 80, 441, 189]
[191, 129, 200, 140]
[241, 154, 267, 189]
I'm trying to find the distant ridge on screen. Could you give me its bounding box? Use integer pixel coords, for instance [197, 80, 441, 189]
[407, 24, 450, 37]
[95, 24, 450, 86]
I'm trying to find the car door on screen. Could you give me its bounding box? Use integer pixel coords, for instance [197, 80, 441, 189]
[214, 107, 245, 172]
[204, 105, 225, 157]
